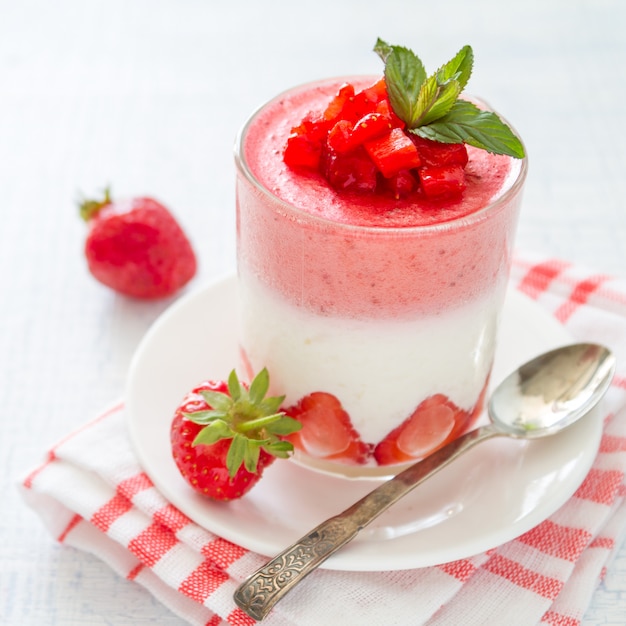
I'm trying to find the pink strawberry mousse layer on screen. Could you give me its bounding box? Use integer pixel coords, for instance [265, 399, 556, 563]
[236, 77, 526, 475]
[238, 77, 523, 320]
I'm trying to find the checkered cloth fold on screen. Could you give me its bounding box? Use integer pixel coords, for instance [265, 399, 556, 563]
[19, 253, 626, 626]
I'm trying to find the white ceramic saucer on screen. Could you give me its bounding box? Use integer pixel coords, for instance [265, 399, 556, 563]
[126, 274, 602, 571]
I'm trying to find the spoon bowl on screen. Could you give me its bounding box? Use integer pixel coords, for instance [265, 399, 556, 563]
[234, 342, 615, 621]
[489, 343, 615, 438]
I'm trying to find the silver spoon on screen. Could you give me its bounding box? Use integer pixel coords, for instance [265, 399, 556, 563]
[234, 342, 615, 621]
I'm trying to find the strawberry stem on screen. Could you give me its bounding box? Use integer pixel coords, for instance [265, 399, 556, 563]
[79, 186, 112, 222]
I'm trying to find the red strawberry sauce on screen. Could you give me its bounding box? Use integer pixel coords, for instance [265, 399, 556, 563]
[237, 77, 525, 320]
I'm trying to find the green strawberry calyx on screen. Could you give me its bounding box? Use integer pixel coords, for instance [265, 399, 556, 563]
[184, 368, 301, 478]
[374, 39, 525, 158]
[79, 186, 113, 222]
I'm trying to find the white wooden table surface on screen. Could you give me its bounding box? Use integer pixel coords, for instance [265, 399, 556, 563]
[2, 1, 625, 623]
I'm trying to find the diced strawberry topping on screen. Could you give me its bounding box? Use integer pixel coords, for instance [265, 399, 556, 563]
[374, 98, 404, 129]
[282, 78, 471, 201]
[374, 395, 468, 465]
[291, 114, 331, 142]
[328, 114, 392, 154]
[384, 169, 418, 199]
[323, 83, 355, 122]
[350, 113, 393, 146]
[364, 128, 421, 178]
[410, 135, 468, 168]
[323, 146, 378, 193]
[358, 77, 387, 105]
[418, 165, 467, 199]
[327, 119, 355, 153]
[285, 392, 372, 465]
[347, 78, 388, 119]
[283, 133, 324, 170]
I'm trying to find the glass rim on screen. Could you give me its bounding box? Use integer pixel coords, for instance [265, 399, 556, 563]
[234, 76, 528, 235]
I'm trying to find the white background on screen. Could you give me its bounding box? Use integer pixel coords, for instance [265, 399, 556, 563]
[1, 0, 625, 623]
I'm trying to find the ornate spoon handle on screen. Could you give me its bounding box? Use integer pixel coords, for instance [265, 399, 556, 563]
[233, 424, 497, 620]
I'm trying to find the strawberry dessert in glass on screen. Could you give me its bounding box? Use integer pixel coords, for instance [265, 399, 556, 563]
[235, 41, 527, 477]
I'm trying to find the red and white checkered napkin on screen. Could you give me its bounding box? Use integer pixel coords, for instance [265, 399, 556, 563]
[19, 253, 626, 626]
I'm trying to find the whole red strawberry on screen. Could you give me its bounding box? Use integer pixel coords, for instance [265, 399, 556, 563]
[80, 188, 197, 299]
[170, 369, 301, 501]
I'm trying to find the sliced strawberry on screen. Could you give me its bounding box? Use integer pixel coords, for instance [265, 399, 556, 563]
[418, 165, 466, 199]
[364, 128, 421, 178]
[411, 135, 468, 168]
[323, 145, 378, 193]
[422, 381, 488, 451]
[285, 392, 372, 465]
[374, 395, 467, 465]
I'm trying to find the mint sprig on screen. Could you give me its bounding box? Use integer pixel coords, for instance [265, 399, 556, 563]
[374, 41, 426, 128]
[374, 39, 525, 158]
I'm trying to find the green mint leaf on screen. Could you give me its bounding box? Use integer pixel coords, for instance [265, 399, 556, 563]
[375, 40, 523, 158]
[412, 45, 473, 127]
[375, 39, 426, 127]
[436, 45, 473, 92]
[192, 419, 232, 446]
[411, 99, 525, 158]
[248, 367, 270, 405]
[373, 38, 393, 62]
[415, 77, 461, 127]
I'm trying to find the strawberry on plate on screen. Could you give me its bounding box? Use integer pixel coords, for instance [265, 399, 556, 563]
[284, 392, 372, 465]
[80, 187, 197, 299]
[170, 369, 301, 501]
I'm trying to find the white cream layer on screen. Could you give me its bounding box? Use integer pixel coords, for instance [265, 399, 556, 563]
[239, 273, 502, 445]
